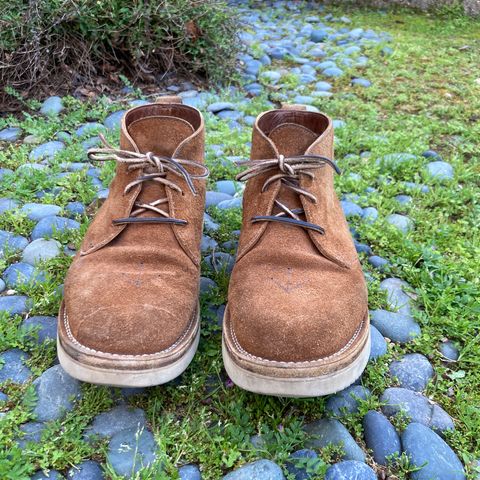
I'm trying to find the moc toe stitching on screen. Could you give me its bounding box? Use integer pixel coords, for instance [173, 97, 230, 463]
[62, 306, 197, 358]
[228, 311, 368, 366]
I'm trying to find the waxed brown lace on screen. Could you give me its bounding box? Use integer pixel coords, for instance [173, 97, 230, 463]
[88, 134, 209, 225]
[236, 154, 340, 234]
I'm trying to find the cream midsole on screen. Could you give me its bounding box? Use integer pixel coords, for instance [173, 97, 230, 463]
[222, 333, 371, 398]
[58, 328, 200, 387]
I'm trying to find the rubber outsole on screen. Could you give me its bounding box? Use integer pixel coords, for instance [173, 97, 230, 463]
[222, 332, 371, 398]
[58, 328, 199, 387]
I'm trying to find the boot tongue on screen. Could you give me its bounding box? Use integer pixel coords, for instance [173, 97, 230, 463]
[268, 123, 318, 157]
[125, 116, 195, 217]
[127, 116, 195, 156]
[268, 123, 318, 212]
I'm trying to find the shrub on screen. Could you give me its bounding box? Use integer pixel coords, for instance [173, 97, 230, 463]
[0, 0, 238, 107]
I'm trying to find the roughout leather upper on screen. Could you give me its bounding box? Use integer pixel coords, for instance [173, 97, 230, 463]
[226, 108, 368, 363]
[62, 99, 205, 356]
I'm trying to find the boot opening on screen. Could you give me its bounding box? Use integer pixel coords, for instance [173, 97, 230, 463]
[258, 110, 330, 138]
[122, 103, 202, 157]
[125, 103, 201, 131]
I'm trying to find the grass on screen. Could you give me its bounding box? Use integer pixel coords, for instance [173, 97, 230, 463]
[0, 3, 479, 480]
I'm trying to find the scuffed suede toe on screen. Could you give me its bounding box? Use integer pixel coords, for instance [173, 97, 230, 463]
[64, 244, 198, 356]
[70, 304, 186, 356]
[228, 240, 367, 363]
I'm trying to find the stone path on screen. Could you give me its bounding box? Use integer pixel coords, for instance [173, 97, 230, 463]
[0, 1, 467, 479]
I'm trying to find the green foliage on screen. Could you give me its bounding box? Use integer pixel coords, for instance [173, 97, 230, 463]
[0, 210, 34, 237]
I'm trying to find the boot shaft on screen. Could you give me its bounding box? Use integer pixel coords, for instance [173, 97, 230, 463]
[80, 97, 206, 265]
[238, 107, 358, 268]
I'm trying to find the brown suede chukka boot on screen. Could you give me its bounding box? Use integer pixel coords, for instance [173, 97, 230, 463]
[223, 106, 369, 397]
[58, 97, 208, 387]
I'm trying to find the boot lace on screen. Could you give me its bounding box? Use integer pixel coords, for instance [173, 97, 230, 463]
[88, 134, 209, 226]
[236, 154, 340, 234]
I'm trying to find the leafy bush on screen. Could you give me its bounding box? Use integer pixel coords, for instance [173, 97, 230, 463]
[0, 0, 238, 105]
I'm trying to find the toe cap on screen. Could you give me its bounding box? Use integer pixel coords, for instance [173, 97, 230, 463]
[227, 262, 368, 363]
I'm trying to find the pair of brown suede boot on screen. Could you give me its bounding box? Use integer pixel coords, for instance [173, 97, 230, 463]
[57, 96, 369, 398]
